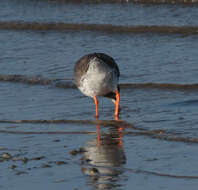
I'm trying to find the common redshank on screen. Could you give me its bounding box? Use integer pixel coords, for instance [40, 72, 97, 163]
[74, 53, 120, 118]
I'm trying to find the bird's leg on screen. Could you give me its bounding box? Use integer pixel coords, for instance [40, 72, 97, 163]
[114, 90, 120, 117]
[94, 96, 99, 118]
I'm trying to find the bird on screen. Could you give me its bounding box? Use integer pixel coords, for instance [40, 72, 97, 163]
[74, 53, 120, 118]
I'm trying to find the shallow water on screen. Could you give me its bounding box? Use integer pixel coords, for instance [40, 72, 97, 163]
[1, 0, 198, 189]
[1, 0, 198, 26]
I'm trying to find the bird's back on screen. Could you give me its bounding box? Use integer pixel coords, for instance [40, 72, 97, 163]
[74, 53, 119, 87]
[74, 53, 120, 98]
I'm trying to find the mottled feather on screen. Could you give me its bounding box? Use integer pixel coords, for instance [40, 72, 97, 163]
[74, 52, 120, 99]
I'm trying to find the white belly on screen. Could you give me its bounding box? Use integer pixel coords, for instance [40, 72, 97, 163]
[79, 59, 118, 97]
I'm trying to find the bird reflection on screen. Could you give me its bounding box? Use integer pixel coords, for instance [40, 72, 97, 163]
[81, 121, 126, 190]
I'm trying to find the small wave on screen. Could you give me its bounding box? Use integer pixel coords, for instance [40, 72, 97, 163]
[0, 130, 95, 135]
[125, 167, 198, 179]
[0, 119, 138, 129]
[0, 21, 198, 35]
[120, 83, 198, 90]
[1, 74, 198, 91]
[0, 74, 75, 88]
[131, 0, 198, 4]
[125, 131, 198, 144]
[171, 99, 198, 106]
[37, 0, 198, 4]
[1, 119, 198, 144]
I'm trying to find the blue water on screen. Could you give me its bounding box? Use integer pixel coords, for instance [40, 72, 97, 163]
[1, 1, 198, 190]
[1, 0, 198, 26]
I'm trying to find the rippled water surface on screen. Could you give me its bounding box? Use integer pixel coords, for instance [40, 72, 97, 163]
[1, 0, 198, 26]
[1, 0, 198, 190]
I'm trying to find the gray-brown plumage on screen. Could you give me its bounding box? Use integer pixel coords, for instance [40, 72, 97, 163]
[74, 52, 120, 117]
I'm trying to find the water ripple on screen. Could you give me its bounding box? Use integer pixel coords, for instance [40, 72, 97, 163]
[1, 74, 198, 91]
[0, 21, 198, 35]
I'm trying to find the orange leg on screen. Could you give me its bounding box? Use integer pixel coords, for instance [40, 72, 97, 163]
[94, 96, 99, 118]
[114, 91, 120, 117]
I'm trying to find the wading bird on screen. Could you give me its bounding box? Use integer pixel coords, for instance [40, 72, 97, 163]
[74, 53, 120, 118]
